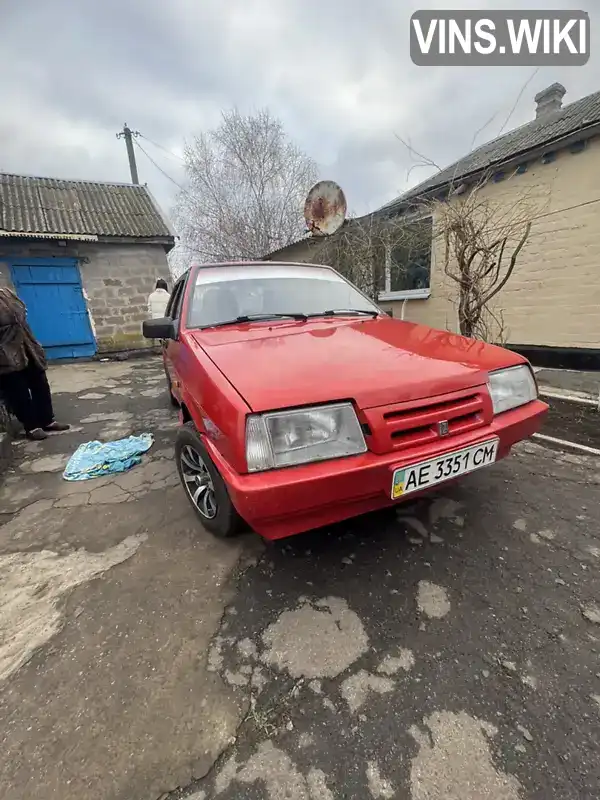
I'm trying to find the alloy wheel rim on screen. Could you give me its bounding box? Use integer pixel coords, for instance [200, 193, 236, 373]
[180, 444, 218, 519]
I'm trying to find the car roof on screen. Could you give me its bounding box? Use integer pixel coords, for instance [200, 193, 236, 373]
[192, 260, 332, 270]
[176, 260, 338, 287]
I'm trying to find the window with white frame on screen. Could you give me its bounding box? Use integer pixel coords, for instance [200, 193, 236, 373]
[378, 216, 433, 301]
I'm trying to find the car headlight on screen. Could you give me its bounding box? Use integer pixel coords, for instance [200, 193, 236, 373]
[245, 402, 367, 472]
[488, 365, 537, 415]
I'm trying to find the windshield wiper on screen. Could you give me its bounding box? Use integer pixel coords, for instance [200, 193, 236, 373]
[201, 312, 308, 329]
[307, 308, 380, 319]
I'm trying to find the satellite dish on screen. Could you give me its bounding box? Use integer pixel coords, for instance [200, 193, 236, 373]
[304, 180, 347, 236]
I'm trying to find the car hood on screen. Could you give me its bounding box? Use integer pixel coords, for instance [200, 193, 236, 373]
[191, 317, 524, 413]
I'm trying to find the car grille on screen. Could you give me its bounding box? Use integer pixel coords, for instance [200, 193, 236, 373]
[361, 386, 492, 454]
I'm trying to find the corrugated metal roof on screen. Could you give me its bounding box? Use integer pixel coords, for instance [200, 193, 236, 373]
[0, 173, 174, 240]
[262, 233, 314, 259]
[262, 220, 353, 259]
[378, 87, 600, 216]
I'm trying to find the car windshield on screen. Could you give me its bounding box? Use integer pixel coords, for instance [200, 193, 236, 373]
[187, 264, 381, 329]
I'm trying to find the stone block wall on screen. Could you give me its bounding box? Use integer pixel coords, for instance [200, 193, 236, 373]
[77, 242, 171, 352]
[0, 239, 171, 353]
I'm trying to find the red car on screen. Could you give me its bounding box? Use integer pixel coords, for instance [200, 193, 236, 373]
[143, 261, 548, 540]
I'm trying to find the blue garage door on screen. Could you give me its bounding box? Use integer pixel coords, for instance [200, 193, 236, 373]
[9, 257, 96, 360]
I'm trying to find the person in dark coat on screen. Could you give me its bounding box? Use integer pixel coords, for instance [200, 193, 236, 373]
[0, 287, 69, 440]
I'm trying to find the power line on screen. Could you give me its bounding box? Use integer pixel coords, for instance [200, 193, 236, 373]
[468, 68, 540, 153]
[497, 67, 540, 137]
[526, 223, 588, 241]
[133, 135, 600, 238]
[533, 195, 600, 221]
[138, 132, 185, 162]
[134, 139, 188, 194]
[436, 195, 600, 242]
[489, 194, 600, 229]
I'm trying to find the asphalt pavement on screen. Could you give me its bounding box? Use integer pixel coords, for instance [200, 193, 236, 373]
[0, 356, 598, 800]
[176, 437, 600, 800]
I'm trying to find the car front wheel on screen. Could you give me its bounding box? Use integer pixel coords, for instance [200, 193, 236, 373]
[175, 422, 244, 538]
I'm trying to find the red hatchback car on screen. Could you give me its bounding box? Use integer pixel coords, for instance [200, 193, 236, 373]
[143, 261, 548, 540]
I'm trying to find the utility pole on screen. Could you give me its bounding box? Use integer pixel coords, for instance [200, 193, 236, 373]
[116, 123, 140, 184]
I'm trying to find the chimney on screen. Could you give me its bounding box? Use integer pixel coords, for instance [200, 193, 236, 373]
[534, 82, 566, 120]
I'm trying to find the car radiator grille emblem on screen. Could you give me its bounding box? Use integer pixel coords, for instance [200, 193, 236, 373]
[438, 420, 449, 437]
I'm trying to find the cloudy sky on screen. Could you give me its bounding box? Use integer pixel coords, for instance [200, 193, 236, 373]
[2, 0, 598, 222]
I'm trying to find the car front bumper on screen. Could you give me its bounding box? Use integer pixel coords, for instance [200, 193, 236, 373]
[206, 399, 548, 540]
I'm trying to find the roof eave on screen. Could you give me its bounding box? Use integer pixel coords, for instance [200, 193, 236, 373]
[0, 231, 176, 253]
[262, 219, 357, 260]
[0, 231, 99, 242]
[262, 235, 314, 260]
[143, 185, 178, 240]
[380, 119, 600, 218]
[96, 234, 176, 252]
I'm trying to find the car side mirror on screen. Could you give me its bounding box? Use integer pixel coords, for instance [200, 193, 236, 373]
[142, 317, 177, 340]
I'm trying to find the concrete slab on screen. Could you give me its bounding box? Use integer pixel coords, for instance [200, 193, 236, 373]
[2, 355, 600, 799]
[0, 356, 260, 800]
[537, 368, 600, 399]
[176, 440, 600, 800]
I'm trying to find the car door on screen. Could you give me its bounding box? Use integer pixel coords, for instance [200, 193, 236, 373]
[163, 277, 186, 401]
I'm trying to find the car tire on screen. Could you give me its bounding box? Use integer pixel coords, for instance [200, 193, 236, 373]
[175, 422, 245, 538]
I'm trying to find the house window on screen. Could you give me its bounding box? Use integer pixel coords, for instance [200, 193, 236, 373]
[378, 216, 433, 301]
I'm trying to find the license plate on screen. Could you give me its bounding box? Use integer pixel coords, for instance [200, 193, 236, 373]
[391, 439, 499, 499]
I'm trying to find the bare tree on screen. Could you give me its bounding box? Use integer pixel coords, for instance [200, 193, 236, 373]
[172, 109, 318, 264]
[311, 214, 431, 301]
[309, 217, 383, 299]
[425, 179, 542, 341]
[393, 127, 549, 342]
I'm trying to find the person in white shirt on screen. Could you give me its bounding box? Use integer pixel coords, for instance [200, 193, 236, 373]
[147, 279, 170, 319]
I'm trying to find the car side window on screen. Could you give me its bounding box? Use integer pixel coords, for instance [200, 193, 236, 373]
[164, 284, 179, 319]
[167, 281, 185, 320]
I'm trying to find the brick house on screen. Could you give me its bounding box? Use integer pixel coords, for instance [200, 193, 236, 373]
[0, 173, 175, 358]
[265, 83, 600, 369]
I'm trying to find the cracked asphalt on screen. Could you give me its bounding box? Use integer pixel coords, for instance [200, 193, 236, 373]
[0, 356, 599, 800]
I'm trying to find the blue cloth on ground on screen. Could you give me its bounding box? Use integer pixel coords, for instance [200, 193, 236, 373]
[63, 434, 154, 481]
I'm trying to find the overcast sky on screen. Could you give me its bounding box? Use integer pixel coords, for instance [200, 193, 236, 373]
[1, 0, 598, 223]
